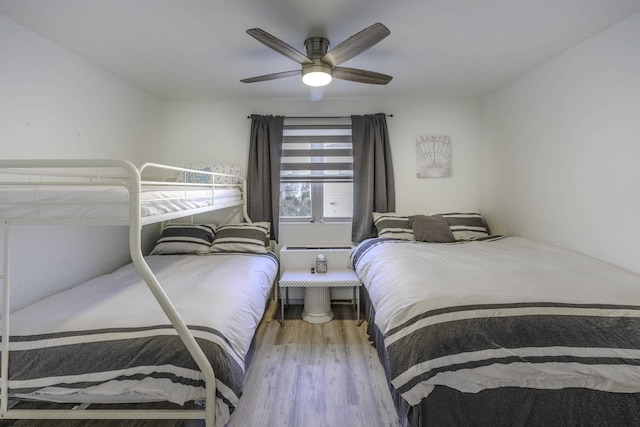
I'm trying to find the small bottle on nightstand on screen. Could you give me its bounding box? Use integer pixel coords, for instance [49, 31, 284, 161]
[316, 254, 327, 273]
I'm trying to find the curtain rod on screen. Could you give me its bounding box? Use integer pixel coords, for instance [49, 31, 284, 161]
[247, 114, 393, 119]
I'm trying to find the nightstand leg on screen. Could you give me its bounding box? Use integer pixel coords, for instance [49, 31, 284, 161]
[356, 286, 362, 326]
[279, 288, 285, 326]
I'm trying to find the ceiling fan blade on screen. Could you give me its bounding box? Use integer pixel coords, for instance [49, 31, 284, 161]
[308, 87, 324, 102]
[240, 70, 300, 83]
[322, 23, 390, 67]
[246, 28, 313, 65]
[332, 67, 393, 85]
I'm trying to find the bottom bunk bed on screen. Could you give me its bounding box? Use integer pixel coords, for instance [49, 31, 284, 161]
[352, 236, 640, 427]
[3, 241, 278, 426]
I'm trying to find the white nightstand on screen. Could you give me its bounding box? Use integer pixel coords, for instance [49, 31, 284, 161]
[279, 269, 362, 325]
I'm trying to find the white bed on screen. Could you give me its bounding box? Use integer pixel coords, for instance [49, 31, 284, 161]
[0, 159, 268, 426]
[352, 235, 640, 426]
[8, 252, 278, 424]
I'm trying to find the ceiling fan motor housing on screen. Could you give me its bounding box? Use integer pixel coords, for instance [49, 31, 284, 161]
[304, 37, 330, 58]
[302, 37, 332, 86]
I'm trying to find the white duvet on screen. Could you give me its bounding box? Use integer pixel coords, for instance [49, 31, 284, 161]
[356, 237, 640, 335]
[353, 237, 640, 406]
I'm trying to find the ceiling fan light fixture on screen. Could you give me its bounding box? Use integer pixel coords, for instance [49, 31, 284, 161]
[302, 64, 332, 87]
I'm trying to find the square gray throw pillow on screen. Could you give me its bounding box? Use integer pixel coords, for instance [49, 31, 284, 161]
[410, 215, 455, 243]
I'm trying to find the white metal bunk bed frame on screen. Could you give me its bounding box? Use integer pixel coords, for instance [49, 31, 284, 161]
[0, 158, 250, 426]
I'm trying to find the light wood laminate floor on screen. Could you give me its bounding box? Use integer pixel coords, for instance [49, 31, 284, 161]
[228, 301, 400, 427]
[1, 301, 400, 427]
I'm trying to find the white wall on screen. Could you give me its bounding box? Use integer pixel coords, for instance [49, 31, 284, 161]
[1, 15, 166, 311]
[160, 96, 484, 244]
[0, 15, 163, 163]
[482, 12, 640, 274]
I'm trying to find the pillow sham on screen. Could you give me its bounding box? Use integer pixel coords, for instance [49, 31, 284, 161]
[177, 164, 241, 185]
[209, 222, 270, 254]
[150, 224, 217, 255]
[409, 214, 455, 243]
[439, 212, 489, 240]
[180, 164, 212, 184]
[210, 164, 241, 185]
[372, 212, 415, 240]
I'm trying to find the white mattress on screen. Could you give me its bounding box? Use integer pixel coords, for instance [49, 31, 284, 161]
[0, 185, 242, 221]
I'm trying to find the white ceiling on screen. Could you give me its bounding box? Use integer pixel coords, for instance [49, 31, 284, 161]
[2, 0, 640, 101]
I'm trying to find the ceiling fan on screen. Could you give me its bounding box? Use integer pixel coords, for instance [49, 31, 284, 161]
[241, 23, 392, 99]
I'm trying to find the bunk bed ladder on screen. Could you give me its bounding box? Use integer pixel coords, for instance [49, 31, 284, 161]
[127, 165, 217, 427]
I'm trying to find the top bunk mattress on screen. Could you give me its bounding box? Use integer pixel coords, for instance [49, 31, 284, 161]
[0, 185, 242, 223]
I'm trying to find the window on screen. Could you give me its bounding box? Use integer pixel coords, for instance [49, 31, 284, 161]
[279, 119, 353, 222]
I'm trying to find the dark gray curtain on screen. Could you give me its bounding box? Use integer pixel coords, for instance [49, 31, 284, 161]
[351, 113, 395, 243]
[247, 114, 284, 241]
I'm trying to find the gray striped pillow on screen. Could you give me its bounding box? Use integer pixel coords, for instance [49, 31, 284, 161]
[372, 212, 415, 241]
[440, 212, 489, 240]
[210, 222, 270, 253]
[150, 224, 216, 255]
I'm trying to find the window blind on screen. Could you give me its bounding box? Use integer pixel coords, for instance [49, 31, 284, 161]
[281, 123, 353, 183]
